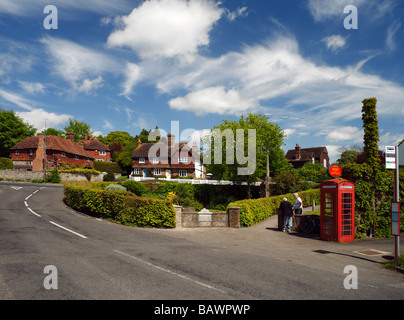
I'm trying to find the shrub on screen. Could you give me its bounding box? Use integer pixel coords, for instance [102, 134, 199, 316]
[0, 157, 13, 170]
[122, 180, 149, 196]
[47, 169, 61, 183]
[227, 189, 321, 227]
[105, 183, 127, 192]
[63, 185, 176, 228]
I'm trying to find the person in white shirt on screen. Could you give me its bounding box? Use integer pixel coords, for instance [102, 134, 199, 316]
[293, 193, 303, 215]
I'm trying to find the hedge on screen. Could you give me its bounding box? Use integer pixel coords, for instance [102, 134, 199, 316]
[227, 189, 320, 227]
[64, 185, 176, 228]
[0, 157, 13, 170]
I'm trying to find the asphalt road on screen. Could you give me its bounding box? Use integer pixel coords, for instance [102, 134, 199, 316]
[0, 181, 403, 301]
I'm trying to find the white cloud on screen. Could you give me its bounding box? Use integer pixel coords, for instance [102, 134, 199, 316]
[324, 126, 363, 142]
[18, 81, 45, 94]
[16, 108, 71, 131]
[322, 35, 347, 52]
[41, 37, 119, 90]
[0, 88, 34, 110]
[386, 21, 401, 52]
[77, 76, 103, 94]
[168, 86, 258, 116]
[226, 6, 248, 21]
[121, 63, 141, 98]
[107, 0, 223, 62]
[0, 0, 131, 17]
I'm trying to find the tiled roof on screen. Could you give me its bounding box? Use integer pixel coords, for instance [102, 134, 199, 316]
[79, 138, 110, 151]
[10, 135, 94, 159]
[285, 146, 327, 161]
[131, 142, 196, 159]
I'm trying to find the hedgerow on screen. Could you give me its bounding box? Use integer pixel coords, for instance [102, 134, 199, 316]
[64, 185, 175, 228]
[227, 189, 320, 227]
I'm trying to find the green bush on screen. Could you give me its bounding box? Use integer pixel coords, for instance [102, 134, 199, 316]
[46, 169, 61, 183]
[228, 189, 321, 227]
[63, 185, 175, 228]
[105, 183, 127, 192]
[0, 157, 13, 170]
[122, 180, 149, 196]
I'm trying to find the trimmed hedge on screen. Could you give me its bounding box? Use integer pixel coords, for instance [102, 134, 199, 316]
[227, 189, 320, 227]
[0, 157, 13, 170]
[64, 185, 176, 228]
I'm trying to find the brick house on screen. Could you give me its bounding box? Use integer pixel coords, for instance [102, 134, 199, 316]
[131, 133, 205, 179]
[285, 144, 330, 169]
[78, 134, 111, 162]
[10, 132, 95, 171]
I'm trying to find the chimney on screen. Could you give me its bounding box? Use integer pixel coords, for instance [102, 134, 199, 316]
[192, 141, 198, 154]
[67, 131, 74, 141]
[167, 133, 175, 147]
[84, 133, 87, 141]
[295, 144, 301, 160]
[33, 133, 45, 172]
[137, 138, 142, 149]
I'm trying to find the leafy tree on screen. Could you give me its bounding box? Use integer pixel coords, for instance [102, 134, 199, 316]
[0, 108, 36, 157]
[205, 113, 290, 197]
[362, 98, 380, 170]
[337, 150, 361, 166]
[43, 128, 65, 138]
[63, 119, 93, 142]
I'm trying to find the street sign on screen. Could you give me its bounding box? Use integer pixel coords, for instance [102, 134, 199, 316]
[327, 164, 342, 178]
[392, 202, 400, 236]
[385, 146, 396, 169]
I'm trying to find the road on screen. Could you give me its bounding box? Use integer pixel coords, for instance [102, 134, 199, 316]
[0, 181, 403, 301]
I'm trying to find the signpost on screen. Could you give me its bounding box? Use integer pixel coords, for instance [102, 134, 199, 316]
[387, 145, 401, 261]
[327, 164, 342, 178]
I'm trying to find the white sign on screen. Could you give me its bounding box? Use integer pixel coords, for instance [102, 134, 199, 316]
[385, 146, 396, 169]
[399, 141, 404, 167]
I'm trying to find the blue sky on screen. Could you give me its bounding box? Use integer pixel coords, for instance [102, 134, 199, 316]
[0, 0, 403, 162]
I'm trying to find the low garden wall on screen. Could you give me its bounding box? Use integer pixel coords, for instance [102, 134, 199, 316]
[173, 206, 240, 228]
[0, 169, 103, 182]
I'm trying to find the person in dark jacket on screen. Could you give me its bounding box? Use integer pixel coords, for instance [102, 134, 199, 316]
[279, 197, 294, 233]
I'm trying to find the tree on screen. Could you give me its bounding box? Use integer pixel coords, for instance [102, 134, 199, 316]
[361, 97, 381, 236]
[63, 119, 92, 142]
[205, 113, 290, 197]
[43, 128, 65, 138]
[337, 149, 361, 166]
[361, 98, 380, 170]
[0, 108, 37, 157]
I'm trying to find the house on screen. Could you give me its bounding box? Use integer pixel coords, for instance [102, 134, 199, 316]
[131, 133, 205, 179]
[285, 144, 330, 169]
[10, 132, 95, 171]
[78, 134, 111, 162]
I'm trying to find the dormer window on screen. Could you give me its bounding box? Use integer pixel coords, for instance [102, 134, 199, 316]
[139, 157, 145, 163]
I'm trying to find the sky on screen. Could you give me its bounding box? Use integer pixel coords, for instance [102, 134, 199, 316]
[0, 0, 404, 163]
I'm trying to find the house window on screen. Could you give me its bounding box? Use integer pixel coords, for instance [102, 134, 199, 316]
[133, 168, 141, 175]
[178, 157, 188, 163]
[86, 158, 90, 162]
[153, 168, 162, 176]
[179, 170, 187, 177]
[152, 157, 159, 164]
[61, 152, 66, 157]
[75, 155, 79, 160]
[139, 157, 145, 163]
[15, 150, 20, 155]
[28, 161, 32, 165]
[99, 150, 106, 156]
[30, 149, 33, 156]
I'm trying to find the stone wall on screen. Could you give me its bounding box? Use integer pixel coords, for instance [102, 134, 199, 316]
[0, 169, 103, 182]
[174, 206, 240, 228]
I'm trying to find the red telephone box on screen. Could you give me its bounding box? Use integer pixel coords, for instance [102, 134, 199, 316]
[320, 179, 355, 242]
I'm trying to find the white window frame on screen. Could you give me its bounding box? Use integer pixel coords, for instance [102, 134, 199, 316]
[139, 157, 145, 163]
[61, 152, 66, 158]
[75, 155, 79, 160]
[153, 168, 162, 176]
[179, 169, 187, 177]
[152, 157, 159, 164]
[133, 168, 141, 175]
[99, 150, 106, 156]
[15, 150, 20, 155]
[178, 157, 188, 163]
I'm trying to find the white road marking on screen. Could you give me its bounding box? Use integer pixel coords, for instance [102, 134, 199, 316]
[25, 194, 32, 200]
[49, 221, 87, 239]
[11, 186, 22, 190]
[24, 201, 28, 207]
[28, 207, 41, 217]
[113, 249, 226, 294]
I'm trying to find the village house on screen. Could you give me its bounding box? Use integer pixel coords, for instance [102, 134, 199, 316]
[285, 144, 330, 169]
[78, 134, 111, 162]
[131, 133, 205, 179]
[9, 132, 110, 171]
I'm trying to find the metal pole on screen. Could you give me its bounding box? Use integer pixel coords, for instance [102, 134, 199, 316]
[394, 146, 400, 261]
